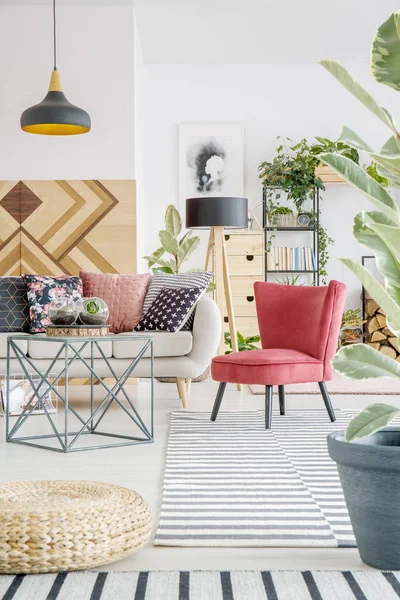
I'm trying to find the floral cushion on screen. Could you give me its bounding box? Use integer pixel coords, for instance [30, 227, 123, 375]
[22, 275, 83, 333]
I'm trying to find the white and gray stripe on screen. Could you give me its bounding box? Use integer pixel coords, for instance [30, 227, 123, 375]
[155, 410, 358, 547]
[1, 570, 399, 599]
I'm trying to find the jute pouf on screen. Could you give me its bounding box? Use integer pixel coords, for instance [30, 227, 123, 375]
[0, 480, 152, 574]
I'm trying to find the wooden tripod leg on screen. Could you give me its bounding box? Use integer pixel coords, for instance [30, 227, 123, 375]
[213, 227, 226, 356]
[222, 232, 241, 391]
[205, 228, 214, 272]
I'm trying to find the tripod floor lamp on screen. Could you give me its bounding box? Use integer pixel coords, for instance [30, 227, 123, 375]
[186, 197, 249, 360]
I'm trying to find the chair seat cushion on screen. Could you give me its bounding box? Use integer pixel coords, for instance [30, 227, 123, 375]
[211, 348, 324, 385]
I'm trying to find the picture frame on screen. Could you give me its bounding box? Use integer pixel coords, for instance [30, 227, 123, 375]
[1, 376, 56, 416]
[178, 123, 244, 216]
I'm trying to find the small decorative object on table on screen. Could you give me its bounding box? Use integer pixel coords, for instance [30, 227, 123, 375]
[49, 296, 79, 326]
[46, 324, 110, 337]
[78, 297, 109, 325]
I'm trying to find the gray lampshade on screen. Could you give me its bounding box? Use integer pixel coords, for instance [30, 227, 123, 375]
[186, 197, 248, 229]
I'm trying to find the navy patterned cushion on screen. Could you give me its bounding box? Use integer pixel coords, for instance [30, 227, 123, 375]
[142, 271, 212, 330]
[135, 287, 205, 333]
[0, 277, 30, 333]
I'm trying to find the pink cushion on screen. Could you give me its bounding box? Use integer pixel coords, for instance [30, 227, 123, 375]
[80, 272, 151, 334]
[212, 349, 324, 385]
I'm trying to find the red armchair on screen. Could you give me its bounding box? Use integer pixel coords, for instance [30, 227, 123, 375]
[211, 280, 347, 428]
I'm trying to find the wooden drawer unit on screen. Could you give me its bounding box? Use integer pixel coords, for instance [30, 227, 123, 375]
[230, 276, 260, 297]
[223, 231, 264, 343]
[227, 254, 263, 277]
[224, 316, 260, 338]
[224, 232, 264, 256]
[224, 294, 257, 318]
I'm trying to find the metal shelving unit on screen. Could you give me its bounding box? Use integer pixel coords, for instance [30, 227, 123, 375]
[262, 187, 320, 286]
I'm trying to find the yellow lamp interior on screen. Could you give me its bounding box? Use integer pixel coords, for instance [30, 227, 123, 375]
[21, 123, 90, 135]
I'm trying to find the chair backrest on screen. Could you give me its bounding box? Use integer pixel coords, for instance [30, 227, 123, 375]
[254, 281, 347, 376]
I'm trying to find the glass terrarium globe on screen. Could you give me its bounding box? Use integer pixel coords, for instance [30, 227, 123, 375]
[78, 297, 109, 325]
[48, 296, 79, 326]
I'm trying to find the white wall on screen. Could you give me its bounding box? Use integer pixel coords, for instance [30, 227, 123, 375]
[139, 62, 400, 308]
[0, 6, 135, 180]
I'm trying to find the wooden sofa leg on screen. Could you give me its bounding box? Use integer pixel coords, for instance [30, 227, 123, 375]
[186, 378, 192, 397]
[177, 378, 189, 409]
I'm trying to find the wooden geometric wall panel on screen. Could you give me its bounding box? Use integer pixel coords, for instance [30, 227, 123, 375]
[0, 180, 136, 276]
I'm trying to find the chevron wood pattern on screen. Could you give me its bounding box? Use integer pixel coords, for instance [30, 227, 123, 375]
[0, 180, 136, 276]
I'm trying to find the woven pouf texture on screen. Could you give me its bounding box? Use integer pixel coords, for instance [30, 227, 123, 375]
[0, 480, 152, 574]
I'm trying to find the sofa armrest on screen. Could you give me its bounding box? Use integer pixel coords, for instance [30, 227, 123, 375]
[187, 296, 221, 373]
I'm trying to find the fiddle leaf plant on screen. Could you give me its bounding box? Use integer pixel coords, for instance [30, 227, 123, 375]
[319, 10, 400, 442]
[145, 204, 200, 274]
[145, 204, 216, 291]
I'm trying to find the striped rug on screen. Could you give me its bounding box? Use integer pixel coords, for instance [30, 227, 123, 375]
[1, 570, 399, 599]
[155, 409, 356, 547]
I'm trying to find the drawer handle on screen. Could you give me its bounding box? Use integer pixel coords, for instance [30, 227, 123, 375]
[224, 317, 229, 323]
[246, 255, 254, 261]
[246, 296, 254, 302]
[224, 234, 230, 241]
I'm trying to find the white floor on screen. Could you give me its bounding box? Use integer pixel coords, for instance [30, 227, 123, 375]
[1, 378, 398, 572]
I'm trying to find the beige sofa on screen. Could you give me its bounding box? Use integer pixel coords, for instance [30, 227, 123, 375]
[0, 296, 221, 408]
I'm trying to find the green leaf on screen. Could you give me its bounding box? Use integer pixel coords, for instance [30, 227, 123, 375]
[345, 403, 400, 442]
[147, 246, 164, 268]
[159, 230, 179, 255]
[177, 236, 200, 264]
[178, 231, 193, 246]
[371, 11, 400, 92]
[143, 255, 172, 269]
[338, 125, 373, 153]
[353, 211, 400, 290]
[381, 135, 400, 155]
[164, 204, 182, 236]
[332, 343, 400, 380]
[376, 165, 400, 186]
[340, 258, 400, 336]
[319, 153, 399, 223]
[319, 60, 398, 134]
[152, 266, 175, 274]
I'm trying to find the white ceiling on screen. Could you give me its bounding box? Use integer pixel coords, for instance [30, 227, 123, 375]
[2, 0, 399, 64]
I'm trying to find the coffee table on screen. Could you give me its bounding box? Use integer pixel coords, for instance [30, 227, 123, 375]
[5, 334, 154, 452]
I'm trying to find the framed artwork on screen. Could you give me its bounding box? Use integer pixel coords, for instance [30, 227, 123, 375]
[1, 377, 56, 416]
[178, 123, 244, 214]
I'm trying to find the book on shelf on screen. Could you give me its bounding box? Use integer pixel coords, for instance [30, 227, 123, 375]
[266, 247, 316, 272]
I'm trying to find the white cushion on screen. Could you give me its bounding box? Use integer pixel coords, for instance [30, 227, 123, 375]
[0, 333, 28, 358]
[112, 331, 193, 358]
[28, 335, 112, 359]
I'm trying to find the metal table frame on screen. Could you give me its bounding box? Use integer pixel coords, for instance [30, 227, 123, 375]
[6, 334, 154, 453]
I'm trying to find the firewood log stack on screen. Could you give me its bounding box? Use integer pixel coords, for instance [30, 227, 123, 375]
[365, 298, 400, 361]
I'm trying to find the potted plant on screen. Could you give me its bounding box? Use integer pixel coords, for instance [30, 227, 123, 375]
[224, 331, 260, 354]
[318, 10, 400, 569]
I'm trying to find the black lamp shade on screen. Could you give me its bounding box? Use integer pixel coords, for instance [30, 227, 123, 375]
[186, 197, 248, 229]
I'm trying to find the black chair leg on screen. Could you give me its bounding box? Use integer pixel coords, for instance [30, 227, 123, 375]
[318, 381, 336, 422]
[278, 385, 285, 415]
[265, 385, 273, 429]
[211, 382, 227, 422]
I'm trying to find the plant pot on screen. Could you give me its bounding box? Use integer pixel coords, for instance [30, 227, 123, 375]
[328, 428, 400, 570]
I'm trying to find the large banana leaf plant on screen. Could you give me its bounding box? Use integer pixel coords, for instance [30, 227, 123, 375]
[318, 11, 400, 441]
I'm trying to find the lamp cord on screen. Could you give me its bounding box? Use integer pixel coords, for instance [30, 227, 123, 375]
[53, 0, 57, 70]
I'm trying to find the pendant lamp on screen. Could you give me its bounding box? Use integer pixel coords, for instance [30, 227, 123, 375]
[20, 0, 91, 135]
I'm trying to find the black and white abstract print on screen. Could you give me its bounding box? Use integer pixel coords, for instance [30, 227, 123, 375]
[179, 123, 244, 211]
[187, 139, 226, 193]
